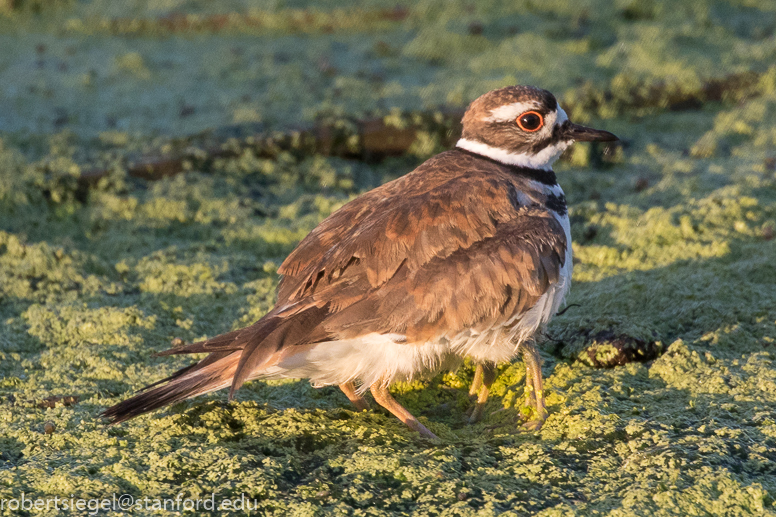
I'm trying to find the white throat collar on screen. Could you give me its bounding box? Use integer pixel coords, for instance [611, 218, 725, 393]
[455, 138, 571, 171]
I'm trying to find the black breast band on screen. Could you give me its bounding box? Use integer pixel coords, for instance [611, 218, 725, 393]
[454, 147, 558, 186]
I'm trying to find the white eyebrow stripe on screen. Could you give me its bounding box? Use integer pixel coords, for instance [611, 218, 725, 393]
[485, 102, 568, 127]
[484, 101, 541, 122]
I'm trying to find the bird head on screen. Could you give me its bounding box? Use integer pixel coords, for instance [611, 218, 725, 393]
[457, 85, 618, 171]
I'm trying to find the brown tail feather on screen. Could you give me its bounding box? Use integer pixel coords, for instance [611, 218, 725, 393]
[229, 304, 329, 398]
[102, 304, 332, 423]
[101, 352, 239, 424]
[138, 351, 233, 392]
[154, 329, 248, 356]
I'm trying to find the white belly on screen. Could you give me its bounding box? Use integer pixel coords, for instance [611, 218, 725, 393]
[259, 333, 461, 393]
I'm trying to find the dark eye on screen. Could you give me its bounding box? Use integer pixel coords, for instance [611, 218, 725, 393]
[517, 111, 544, 132]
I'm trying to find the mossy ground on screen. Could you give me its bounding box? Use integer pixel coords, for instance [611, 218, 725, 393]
[1, 1, 776, 515]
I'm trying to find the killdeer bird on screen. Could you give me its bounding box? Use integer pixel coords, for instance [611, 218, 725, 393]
[103, 86, 617, 439]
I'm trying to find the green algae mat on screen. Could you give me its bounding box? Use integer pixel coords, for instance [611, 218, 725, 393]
[2, 0, 776, 515]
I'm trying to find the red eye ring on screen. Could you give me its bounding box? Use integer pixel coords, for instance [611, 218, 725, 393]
[516, 111, 544, 132]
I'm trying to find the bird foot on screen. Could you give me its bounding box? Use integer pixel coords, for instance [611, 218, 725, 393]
[518, 400, 548, 431]
[370, 383, 439, 439]
[466, 363, 497, 424]
[468, 402, 486, 424]
[519, 412, 548, 432]
[518, 340, 547, 431]
[410, 420, 439, 440]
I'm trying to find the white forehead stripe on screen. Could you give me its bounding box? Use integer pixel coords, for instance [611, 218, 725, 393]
[484, 101, 540, 123]
[556, 105, 568, 124]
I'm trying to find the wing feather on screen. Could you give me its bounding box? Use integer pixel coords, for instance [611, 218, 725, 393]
[317, 206, 566, 343]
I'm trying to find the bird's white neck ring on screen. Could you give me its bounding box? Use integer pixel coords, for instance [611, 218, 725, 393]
[456, 138, 571, 171]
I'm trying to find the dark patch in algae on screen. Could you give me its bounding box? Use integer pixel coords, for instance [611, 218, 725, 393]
[574, 328, 662, 369]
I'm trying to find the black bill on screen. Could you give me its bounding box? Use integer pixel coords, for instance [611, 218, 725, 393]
[561, 122, 619, 142]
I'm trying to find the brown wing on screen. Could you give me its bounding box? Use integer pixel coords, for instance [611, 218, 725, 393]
[277, 149, 524, 304]
[315, 207, 566, 343]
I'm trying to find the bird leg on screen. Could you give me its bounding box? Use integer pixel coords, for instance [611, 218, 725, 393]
[520, 341, 548, 431]
[468, 362, 498, 424]
[469, 363, 485, 398]
[339, 382, 369, 412]
[370, 383, 438, 439]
